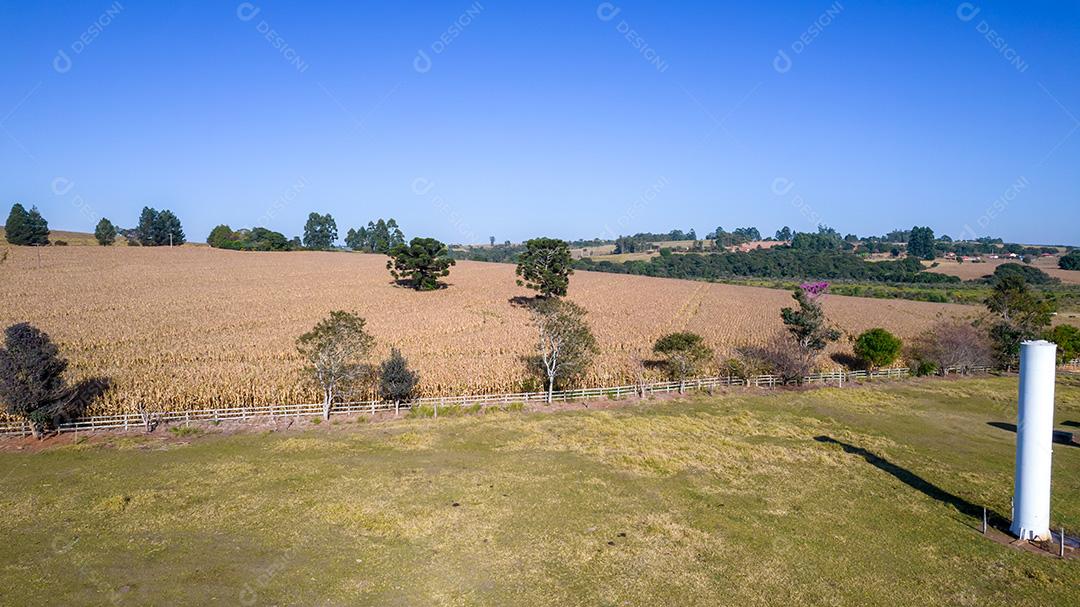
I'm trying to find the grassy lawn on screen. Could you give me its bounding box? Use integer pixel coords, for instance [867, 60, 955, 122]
[1, 376, 1078, 606]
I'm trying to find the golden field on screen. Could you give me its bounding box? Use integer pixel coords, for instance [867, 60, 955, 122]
[0, 245, 978, 414]
[924, 255, 1080, 284]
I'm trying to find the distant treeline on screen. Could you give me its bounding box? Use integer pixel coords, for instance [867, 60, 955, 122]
[574, 248, 962, 284]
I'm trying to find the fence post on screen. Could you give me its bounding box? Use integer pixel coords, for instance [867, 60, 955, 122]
[395, 400, 399, 417]
[434, 398, 439, 419]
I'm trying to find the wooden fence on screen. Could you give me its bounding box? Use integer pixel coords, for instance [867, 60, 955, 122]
[0, 365, 1000, 437]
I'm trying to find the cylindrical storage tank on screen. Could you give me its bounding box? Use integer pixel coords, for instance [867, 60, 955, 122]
[1010, 340, 1057, 540]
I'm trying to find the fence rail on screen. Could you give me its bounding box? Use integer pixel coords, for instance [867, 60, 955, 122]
[0, 364, 1004, 437]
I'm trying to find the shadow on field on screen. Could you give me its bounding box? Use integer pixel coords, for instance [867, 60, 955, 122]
[1063, 420, 1080, 428]
[986, 422, 1078, 447]
[814, 436, 1009, 531]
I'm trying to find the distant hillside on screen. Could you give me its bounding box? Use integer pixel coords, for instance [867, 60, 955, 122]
[0, 227, 130, 246]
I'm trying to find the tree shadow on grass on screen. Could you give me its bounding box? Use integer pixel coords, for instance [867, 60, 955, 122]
[1063, 420, 1080, 428]
[814, 435, 1009, 531]
[986, 422, 1078, 447]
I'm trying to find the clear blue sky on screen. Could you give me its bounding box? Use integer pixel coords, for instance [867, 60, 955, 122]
[2, 1, 1077, 245]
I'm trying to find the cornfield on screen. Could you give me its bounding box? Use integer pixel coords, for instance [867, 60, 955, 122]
[0, 246, 975, 415]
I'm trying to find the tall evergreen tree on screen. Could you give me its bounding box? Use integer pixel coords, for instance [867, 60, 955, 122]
[94, 218, 117, 246]
[4, 203, 49, 245]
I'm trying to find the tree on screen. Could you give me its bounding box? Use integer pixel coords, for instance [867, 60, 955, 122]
[379, 347, 419, 404]
[1060, 251, 1080, 271]
[136, 207, 160, 245]
[157, 210, 186, 245]
[984, 274, 1053, 368]
[907, 226, 935, 260]
[295, 311, 375, 419]
[781, 283, 841, 352]
[94, 218, 117, 246]
[303, 212, 338, 250]
[853, 328, 902, 370]
[4, 203, 49, 246]
[529, 298, 598, 403]
[652, 332, 713, 392]
[1045, 325, 1080, 364]
[134, 207, 185, 246]
[739, 333, 815, 384]
[0, 323, 72, 438]
[775, 226, 792, 241]
[387, 237, 455, 291]
[207, 224, 235, 248]
[906, 319, 994, 374]
[516, 237, 574, 298]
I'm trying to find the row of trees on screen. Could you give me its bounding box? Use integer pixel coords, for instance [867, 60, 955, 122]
[3, 203, 184, 248]
[6, 273, 1077, 437]
[345, 219, 405, 253]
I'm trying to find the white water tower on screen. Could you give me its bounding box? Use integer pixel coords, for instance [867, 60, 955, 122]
[1010, 340, 1057, 541]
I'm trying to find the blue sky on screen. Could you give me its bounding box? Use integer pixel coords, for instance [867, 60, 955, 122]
[1, 1, 1077, 245]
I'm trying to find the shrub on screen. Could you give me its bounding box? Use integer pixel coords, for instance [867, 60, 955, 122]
[53, 240, 68, 246]
[853, 328, 902, 370]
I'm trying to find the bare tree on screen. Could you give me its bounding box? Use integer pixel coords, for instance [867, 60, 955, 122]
[529, 299, 598, 403]
[296, 311, 375, 419]
[907, 318, 994, 374]
[739, 333, 815, 384]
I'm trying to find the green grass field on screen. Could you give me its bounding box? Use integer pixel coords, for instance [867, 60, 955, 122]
[1, 376, 1078, 606]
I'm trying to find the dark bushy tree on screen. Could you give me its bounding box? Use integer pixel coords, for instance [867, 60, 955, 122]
[379, 347, 419, 403]
[853, 328, 902, 370]
[906, 226, 935, 260]
[775, 226, 792, 241]
[0, 323, 70, 438]
[135, 207, 185, 246]
[4, 203, 49, 246]
[387, 237, 455, 291]
[516, 237, 574, 298]
[303, 212, 338, 250]
[1059, 251, 1080, 271]
[207, 224, 235, 248]
[653, 332, 713, 392]
[94, 218, 117, 246]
